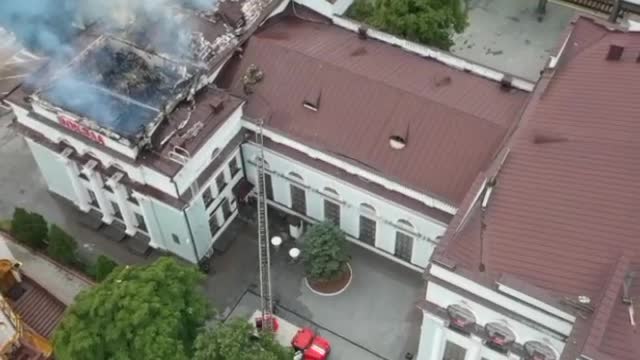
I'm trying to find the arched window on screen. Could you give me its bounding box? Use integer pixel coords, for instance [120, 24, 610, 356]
[211, 147, 220, 160]
[323, 187, 339, 199]
[485, 322, 516, 353]
[446, 304, 476, 334]
[524, 341, 557, 360]
[359, 203, 376, 215]
[397, 219, 414, 231]
[289, 171, 304, 183]
[358, 203, 377, 246]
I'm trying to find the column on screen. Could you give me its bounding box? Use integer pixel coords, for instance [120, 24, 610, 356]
[137, 196, 162, 249]
[429, 322, 445, 360]
[61, 154, 90, 212]
[86, 168, 113, 224]
[466, 341, 482, 360]
[609, 0, 622, 23]
[112, 182, 137, 235]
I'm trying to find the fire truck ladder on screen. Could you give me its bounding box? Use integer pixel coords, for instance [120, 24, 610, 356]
[256, 120, 274, 331]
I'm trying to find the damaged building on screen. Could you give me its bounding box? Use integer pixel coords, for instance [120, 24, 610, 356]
[2, 0, 530, 272]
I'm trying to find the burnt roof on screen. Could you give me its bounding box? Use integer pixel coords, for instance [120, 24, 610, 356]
[218, 15, 529, 206]
[435, 17, 640, 360]
[35, 37, 195, 141]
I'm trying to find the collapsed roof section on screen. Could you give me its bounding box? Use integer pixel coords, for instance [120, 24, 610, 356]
[26, 0, 278, 150]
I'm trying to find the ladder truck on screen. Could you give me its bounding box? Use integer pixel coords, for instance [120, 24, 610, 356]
[253, 121, 331, 360]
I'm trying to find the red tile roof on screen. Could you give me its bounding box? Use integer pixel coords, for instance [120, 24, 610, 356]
[219, 15, 529, 206]
[11, 276, 66, 339]
[436, 17, 640, 360]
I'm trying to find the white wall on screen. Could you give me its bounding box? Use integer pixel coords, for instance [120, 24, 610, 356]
[173, 106, 243, 195]
[26, 139, 77, 202]
[186, 150, 245, 258]
[417, 264, 573, 360]
[242, 142, 447, 268]
[12, 103, 178, 197]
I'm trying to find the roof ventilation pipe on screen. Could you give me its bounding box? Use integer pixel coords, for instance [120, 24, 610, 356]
[389, 135, 406, 150]
[358, 26, 368, 40]
[500, 75, 513, 91]
[389, 117, 410, 150]
[607, 43, 624, 61]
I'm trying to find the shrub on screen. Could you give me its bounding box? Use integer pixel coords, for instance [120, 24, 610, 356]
[302, 222, 350, 282]
[47, 224, 77, 265]
[11, 208, 48, 249]
[0, 219, 11, 233]
[93, 255, 118, 282]
[347, 0, 468, 50]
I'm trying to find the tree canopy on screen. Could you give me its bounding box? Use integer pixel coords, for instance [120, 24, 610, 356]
[302, 222, 350, 281]
[347, 0, 468, 50]
[193, 318, 293, 360]
[53, 257, 209, 360]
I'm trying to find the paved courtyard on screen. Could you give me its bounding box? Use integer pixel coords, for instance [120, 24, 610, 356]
[452, 0, 576, 81]
[205, 215, 424, 360]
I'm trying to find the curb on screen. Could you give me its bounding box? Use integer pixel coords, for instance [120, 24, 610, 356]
[304, 263, 353, 297]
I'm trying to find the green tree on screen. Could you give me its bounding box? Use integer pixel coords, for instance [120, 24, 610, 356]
[92, 255, 119, 282]
[53, 257, 209, 360]
[47, 224, 77, 265]
[302, 222, 350, 282]
[347, 0, 468, 50]
[193, 319, 293, 360]
[11, 207, 48, 249]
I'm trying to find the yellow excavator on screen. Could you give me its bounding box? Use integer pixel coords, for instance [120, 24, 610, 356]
[0, 259, 53, 359]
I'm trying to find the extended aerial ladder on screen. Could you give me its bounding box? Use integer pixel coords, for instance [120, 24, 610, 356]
[255, 120, 274, 331]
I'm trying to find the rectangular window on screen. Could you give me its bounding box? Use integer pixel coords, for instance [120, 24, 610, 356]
[87, 189, 98, 207]
[111, 201, 123, 220]
[209, 214, 219, 236]
[290, 185, 306, 215]
[394, 232, 413, 262]
[127, 187, 139, 205]
[358, 216, 376, 246]
[202, 187, 214, 208]
[228, 157, 240, 177]
[324, 200, 340, 226]
[442, 341, 466, 360]
[216, 173, 227, 193]
[264, 173, 274, 201]
[135, 213, 147, 232]
[172, 234, 180, 244]
[221, 198, 232, 220]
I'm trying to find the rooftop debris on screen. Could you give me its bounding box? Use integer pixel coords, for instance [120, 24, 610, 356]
[242, 64, 264, 94]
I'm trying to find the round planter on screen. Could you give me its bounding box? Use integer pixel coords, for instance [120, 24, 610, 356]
[304, 263, 353, 297]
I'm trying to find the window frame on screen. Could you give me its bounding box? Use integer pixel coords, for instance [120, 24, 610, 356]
[323, 199, 340, 226]
[135, 213, 147, 232]
[202, 187, 214, 208]
[228, 156, 240, 177]
[216, 172, 227, 193]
